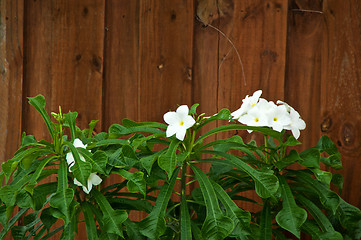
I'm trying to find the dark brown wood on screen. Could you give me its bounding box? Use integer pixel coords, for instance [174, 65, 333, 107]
[321, 0, 361, 208]
[0, 0, 24, 163]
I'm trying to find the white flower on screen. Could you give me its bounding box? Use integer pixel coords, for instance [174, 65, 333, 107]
[267, 105, 291, 132]
[74, 173, 102, 194]
[239, 104, 269, 127]
[163, 105, 195, 141]
[231, 90, 262, 119]
[277, 100, 306, 139]
[66, 138, 87, 172]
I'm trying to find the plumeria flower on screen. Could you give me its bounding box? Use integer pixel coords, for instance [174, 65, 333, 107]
[66, 138, 87, 172]
[239, 103, 269, 128]
[277, 100, 306, 139]
[74, 172, 102, 194]
[267, 105, 291, 132]
[163, 105, 196, 141]
[231, 90, 262, 119]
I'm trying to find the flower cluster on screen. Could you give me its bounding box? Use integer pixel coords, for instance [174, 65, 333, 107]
[231, 90, 306, 139]
[66, 138, 102, 194]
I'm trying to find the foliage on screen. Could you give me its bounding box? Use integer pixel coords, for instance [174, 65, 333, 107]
[0, 94, 360, 239]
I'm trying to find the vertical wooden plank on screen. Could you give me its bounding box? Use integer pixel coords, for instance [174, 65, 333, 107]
[103, 0, 139, 129]
[216, 0, 289, 212]
[23, 0, 105, 139]
[138, 0, 194, 122]
[285, 0, 323, 149]
[321, 0, 361, 208]
[23, 1, 105, 239]
[0, 0, 23, 162]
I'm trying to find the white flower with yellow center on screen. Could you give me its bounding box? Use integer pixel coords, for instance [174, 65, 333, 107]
[163, 105, 195, 141]
[231, 90, 262, 120]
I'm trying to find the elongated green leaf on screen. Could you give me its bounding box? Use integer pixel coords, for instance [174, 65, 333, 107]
[191, 222, 205, 240]
[28, 95, 55, 140]
[301, 220, 343, 240]
[158, 139, 180, 178]
[293, 171, 340, 214]
[211, 180, 251, 237]
[259, 199, 272, 240]
[132, 133, 165, 150]
[275, 150, 302, 170]
[49, 160, 73, 223]
[64, 141, 91, 187]
[92, 189, 128, 237]
[64, 111, 78, 140]
[197, 124, 282, 144]
[0, 208, 28, 239]
[337, 198, 361, 229]
[295, 193, 335, 233]
[198, 108, 232, 128]
[29, 156, 56, 185]
[205, 150, 279, 198]
[191, 165, 234, 240]
[299, 148, 320, 168]
[81, 202, 99, 240]
[276, 175, 307, 239]
[181, 190, 192, 240]
[139, 167, 180, 239]
[123, 219, 145, 240]
[77, 149, 107, 175]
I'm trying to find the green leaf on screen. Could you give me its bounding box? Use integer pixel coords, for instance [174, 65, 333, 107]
[205, 150, 279, 198]
[211, 180, 251, 237]
[337, 198, 361, 229]
[65, 141, 91, 187]
[276, 175, 307, 239]
[191, 165, 234, 240]
[311, 169, 332, 186]
[316, 135, 338, 155]
[49, 160, 74, 223]
[139, 167, 180, 239]
[82, 202, 99, 240]
[275, 150, 302, 170]
[123, 219, 145, 240]
[259, 199, 272, 240]
[158, 139, 180, 178]
[92, 189, 128, 237]
[283, 135, 302, 147]
[197, 124, 282, 144]
[189, 103, 199, 115]
[181, 189, 192, 240]
[295, 193, 335, 233]
[28, 95, 55, 140]
[299, 148, 320, 168]
[198, 108, 232, 128]
[64, 111, 78, 140]
[0, 208, 28, 239]
[114, 169, 146, 197]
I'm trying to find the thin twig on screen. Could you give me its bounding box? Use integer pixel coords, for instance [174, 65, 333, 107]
[208, 24, 247, 86]
[291, 9, 324, 14]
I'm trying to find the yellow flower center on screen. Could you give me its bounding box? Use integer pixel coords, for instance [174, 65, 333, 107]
[179, 121, 184, 126]
[273, 117, 278, 122]
[254, 118, 259, 122]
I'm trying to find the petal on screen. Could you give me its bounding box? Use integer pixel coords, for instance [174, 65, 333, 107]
[182, 115, 196, 128]
[89, 173, 102, 186]
[73, 178, 83, 187]
[163, 112, 179, 125]
[83, 185, 91, 194]
[175, 127, 187, 141]
[291, 128, 301, 139]
[66, 152, 75, 166]
[253, 90, 262, 99]
[166, 125, 178, 137]
[176, 105, 189, 116]
[73, 138, 86, 148]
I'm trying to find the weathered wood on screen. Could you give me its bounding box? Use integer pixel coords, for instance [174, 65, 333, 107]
[321, 0, 361, 208]
[23, 0, 105, 140]
[0, 0, 23, 162]
[285, 0, 323, 149]
[138, 0, 194, 122]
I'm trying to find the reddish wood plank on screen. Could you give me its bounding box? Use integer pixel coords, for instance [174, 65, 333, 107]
[0, 0, 24, 162]
[138, 0, 194, 122]
[321, 0, 361, 208]
[23, 0, 105, 140]
[285, 0, 323, 150]
[103, 0, 140, 129]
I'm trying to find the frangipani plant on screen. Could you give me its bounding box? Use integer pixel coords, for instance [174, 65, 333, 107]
[0, 91, 360, 240]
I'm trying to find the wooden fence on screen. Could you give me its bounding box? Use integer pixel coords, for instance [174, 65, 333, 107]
[1, 0, 361, 238]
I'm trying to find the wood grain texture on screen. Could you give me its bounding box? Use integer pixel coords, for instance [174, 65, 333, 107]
[0, 0, 23, 162]
[23, 0, 105, 140]
[285, 0, 323, 150]
[321, 0, 361, 208]
[138, 0, 194, 122]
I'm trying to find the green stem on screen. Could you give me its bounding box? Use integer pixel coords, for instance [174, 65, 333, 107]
[264, 135, 269, 164]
